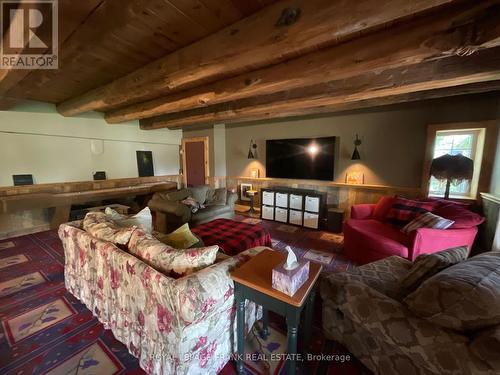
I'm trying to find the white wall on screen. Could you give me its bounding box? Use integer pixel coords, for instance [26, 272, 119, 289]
[0, 102, 182, 186]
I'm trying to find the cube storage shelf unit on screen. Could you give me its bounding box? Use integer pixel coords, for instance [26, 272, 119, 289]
[260, 187, 326, 229]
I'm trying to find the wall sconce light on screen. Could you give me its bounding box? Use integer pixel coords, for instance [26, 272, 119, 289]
[351, 134, 361, 160]
[247, 139, 258, 159]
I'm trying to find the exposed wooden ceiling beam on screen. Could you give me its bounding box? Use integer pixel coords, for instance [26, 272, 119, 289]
[152, 81, 500, 128]
[140, 48, 500, 129]
[0, 97, 21, 110]
[0, 0, 103, 98]
[106, 3, 500, 123]
[56, 0, 457, 116]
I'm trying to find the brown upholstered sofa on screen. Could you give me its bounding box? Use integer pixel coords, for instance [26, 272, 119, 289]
[148, 185, 238, 231]
[321, 250, 500, 375]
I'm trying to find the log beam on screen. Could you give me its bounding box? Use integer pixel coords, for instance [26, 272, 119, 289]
[57, 0, 456, 116]
[106, 3, 500, 124]
[140, 48, 500, 129]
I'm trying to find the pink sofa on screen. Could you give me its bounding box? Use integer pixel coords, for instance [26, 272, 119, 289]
[343, 200, 483, 265]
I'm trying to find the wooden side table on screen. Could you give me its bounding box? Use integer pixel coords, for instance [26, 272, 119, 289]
[230, 249, 322, 375]
[245, 189, 258, 214]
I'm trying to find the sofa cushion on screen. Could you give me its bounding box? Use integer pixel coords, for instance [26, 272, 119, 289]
[386, 197, 436, 226]
[128, 229, 219, 277]
[82, 211, 136, 245]
[188, 185, 210, 205]
[372, 196, 396, 222]
[401, 212, 454, 234]
[433, 204, 484, 229]
[156, 223, 199, 249]
[405, 251, 500, 331]
[105, 206, 153, 233]
[206, 188, 227, 206]
[345, 219, 410, 258]
[401, 246, 468, 293]
[470, 325, 500, 365]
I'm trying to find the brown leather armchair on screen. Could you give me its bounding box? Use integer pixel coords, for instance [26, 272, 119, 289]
[148, 185, 237, 232]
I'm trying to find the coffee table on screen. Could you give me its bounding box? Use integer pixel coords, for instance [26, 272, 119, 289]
[230, 249, 322, 375]
[191, 218, 272, 255]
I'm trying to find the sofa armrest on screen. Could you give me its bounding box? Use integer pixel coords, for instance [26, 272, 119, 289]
[350, 204, 375, 219]
[227, 191, 238, 207]
[148, 198, 191, 218]
[410, 227, 478, 260]
[170, 246, 267, 327]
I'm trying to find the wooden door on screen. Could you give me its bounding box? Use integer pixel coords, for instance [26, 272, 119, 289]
[182, 137, 209, 187]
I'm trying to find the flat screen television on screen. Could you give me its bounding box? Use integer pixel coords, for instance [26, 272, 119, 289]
[266, 136, 336, 180]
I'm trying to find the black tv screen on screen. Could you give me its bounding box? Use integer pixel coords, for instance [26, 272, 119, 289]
[266, 137, 336, 180]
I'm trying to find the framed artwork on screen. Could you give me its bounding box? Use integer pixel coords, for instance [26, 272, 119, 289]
[345, 171, 364, 184]
[250, 168, 260, 178]
[240, 183, 253, 201]
[136, 151, 154, 177]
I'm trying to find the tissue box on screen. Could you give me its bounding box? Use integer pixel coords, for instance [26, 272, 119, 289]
[272, 259, 310, 296]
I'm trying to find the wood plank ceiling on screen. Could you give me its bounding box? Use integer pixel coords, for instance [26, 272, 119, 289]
[1, 0, 500, 130]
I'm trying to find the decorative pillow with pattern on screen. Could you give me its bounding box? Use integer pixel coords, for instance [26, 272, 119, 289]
[401, 246, 468, 293]
[404, 251, 500, 331]
[181, 197, 205, 213]
[82, 211, 136, 245]
[385, 197, 436, 226]
[105, 206, 153, 233]
[470, 325, 500, 366]
[128, 229, 218, 277]
[401, 211, 455, 234]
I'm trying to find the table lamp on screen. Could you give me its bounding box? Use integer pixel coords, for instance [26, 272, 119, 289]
[429, 153, 473, 199]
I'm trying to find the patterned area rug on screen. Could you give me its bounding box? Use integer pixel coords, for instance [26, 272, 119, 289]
[0, 221, 368, 375]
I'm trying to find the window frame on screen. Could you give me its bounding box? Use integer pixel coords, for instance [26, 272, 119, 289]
[422, 121, 497, 201]
[429, 128, 481, 197]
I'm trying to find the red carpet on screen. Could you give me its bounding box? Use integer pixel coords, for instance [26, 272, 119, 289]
[0, 218, 370, 375]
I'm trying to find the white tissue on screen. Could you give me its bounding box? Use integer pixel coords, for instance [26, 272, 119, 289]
[283, 246, 299, 270]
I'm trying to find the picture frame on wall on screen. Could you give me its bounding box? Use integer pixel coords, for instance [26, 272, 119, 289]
[250, 168, 260, 178]
[240, 183, 253, 201]
[345, 171, 364, 184]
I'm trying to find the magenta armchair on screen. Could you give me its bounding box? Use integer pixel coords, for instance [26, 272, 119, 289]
[344, 203, 480, 265]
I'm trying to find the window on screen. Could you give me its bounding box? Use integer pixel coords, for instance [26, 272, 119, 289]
[428, 128, 485, 198]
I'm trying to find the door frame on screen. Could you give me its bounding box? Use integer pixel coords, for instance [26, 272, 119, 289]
[181, 136, 209, 187]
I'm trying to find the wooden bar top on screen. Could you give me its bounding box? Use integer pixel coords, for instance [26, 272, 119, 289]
[0, 180, 177, 213]
[231, 249, 322, 307]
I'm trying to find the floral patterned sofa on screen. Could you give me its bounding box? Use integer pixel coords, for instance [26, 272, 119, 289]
[321, 251, 500, 375]
[59, 221, 263, 374]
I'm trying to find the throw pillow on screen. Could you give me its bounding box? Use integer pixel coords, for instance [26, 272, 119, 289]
[188, 185, 210, 205]
[105, 207, 153, 233]
[128, 229, 219, 277]
[206, 188, 227, 206]
[155, 223, 199, 249]
[181, 197, 205, 213]
[470, 326, 500, 365]
[401, 212, 454, 234]
[404, 251, 500, 332]
[372, 196, 396, 221]
[82, 211, 136, 245]
[433, 204, 484, 229]
[385, 197, 436, 226]
[400, 246, 468, 293]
